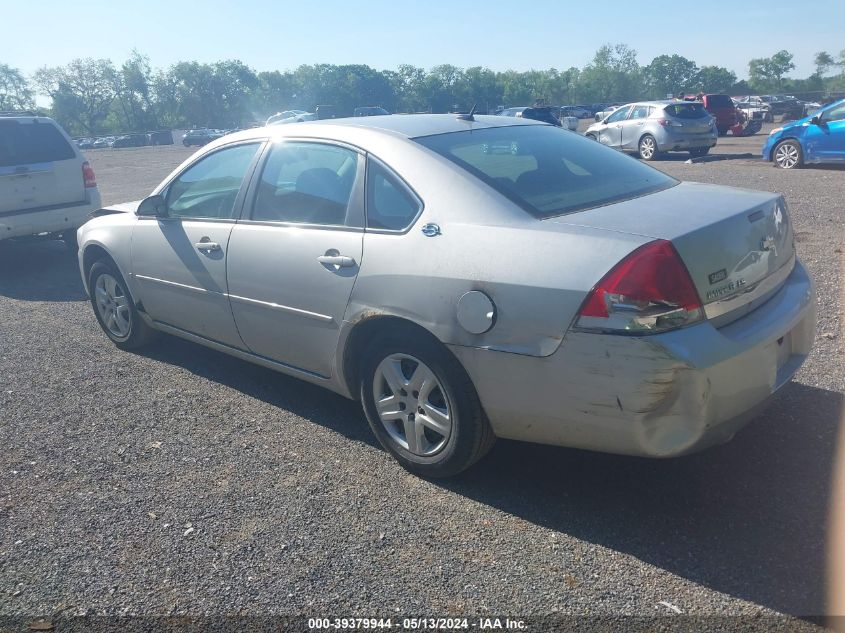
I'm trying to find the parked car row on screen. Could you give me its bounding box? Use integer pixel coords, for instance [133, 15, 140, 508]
[76, 130, 174, 149]
[496, 106, 579, 131]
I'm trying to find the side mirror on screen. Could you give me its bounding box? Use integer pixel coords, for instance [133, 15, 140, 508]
[136, 194, 167, 217]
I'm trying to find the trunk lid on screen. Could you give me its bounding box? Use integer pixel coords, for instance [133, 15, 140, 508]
[0, 118, 85, 214]
[548, 182, 795, 323]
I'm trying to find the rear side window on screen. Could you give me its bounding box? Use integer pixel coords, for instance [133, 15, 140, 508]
[416, 125, 677, 219]
[664, 103, 709, 119]
[0, 119, 75, 167]
[366, 160, 421, 231]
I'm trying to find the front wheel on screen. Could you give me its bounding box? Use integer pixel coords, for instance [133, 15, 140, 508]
[638, 135, 660, 160]
[88, 260, 157, 349]
[773, 139, 803, 169]
[360, 334, 494, 478]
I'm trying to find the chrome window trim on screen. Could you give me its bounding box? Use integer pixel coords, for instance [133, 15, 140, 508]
[704, 251, 796, 321]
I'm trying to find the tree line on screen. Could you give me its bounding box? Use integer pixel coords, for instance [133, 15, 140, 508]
[1, 45, 844, 136]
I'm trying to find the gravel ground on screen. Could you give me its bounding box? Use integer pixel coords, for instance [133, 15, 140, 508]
[0, 127, 842, 630]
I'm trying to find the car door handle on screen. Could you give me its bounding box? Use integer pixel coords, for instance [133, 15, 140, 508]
[195, 240, 221, 252]
[317, 254, 356, 268]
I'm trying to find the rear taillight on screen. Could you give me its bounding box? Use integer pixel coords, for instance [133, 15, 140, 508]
[82, 161, 96, 188]
[575, 240, 703, 334]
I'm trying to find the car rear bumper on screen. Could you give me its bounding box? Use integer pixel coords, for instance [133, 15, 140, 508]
[449, 259, 816, 457]
[0, 190, 102, 240]
[655, 129, 717, 151]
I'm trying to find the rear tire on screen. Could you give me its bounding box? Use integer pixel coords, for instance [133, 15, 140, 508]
[360, 332, 495, 478]
[638, 134, 660, 161]
[88, 260, 157, 350]
[773, 139, 803, 169]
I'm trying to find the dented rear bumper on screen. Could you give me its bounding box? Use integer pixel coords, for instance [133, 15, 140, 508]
[449, 260, 816, 457]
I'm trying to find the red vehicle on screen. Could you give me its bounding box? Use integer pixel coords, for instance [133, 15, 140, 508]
[685, 93, 739, 136]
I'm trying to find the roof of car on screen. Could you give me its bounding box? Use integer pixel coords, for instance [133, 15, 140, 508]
[228, 113, 542, 143]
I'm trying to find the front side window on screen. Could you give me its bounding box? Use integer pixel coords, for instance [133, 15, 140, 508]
[165, 143, 260, 219]
[605, 107, 630, 123]
[366, 160, 421, 231]
[252, 142, 360, 226]
[822, 102, 845, 123]
[415, 125, 677, 219]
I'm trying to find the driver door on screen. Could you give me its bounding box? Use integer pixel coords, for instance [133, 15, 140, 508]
[131, 141, 263, 348]
[598, 106, 631, 148]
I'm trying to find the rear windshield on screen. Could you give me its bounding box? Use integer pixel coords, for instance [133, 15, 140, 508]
[663, 103, 709, 119]
[415, 125, 677, 219]
[705, 95, 733, 108]
[0, 119, 75, 167]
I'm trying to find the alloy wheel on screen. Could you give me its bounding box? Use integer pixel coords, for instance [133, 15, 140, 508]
[372, 353, 452, 457]
[94, 273, 131, 338]
[639, 136, 656, 159]
[774, 142, 800, 169]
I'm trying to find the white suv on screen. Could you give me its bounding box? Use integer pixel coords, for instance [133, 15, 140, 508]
[0, 113, 102, 248]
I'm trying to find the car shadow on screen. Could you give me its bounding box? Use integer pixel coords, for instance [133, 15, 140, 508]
[653, 152, 758, 164]
[135, 333, 840, 618]
[137, 335, 378, 448]
[0, 240, 87, 302]
[445, 381, 842, 619]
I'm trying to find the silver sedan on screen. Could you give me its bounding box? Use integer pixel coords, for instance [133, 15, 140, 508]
[78, 114, 815, 477]
[586, 101, 718, 159]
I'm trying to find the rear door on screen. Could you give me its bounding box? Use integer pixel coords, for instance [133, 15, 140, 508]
[226, 140, 365, 377]
[0, 118, 83, 214]
[131, 141, 263, 348]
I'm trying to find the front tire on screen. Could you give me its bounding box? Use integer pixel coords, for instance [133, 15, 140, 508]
[773, 139, 803, 169]
[360, 333, 494, 478]
[88, 260, 157, 350]
[638, 134, 660, 161]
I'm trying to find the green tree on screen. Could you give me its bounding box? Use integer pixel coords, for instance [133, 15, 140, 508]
[748, 50, 795, 91]
[695, 66, 737, 94]
[33, 58, 118, 134]
[815, 51, 835, 76]
[644, 54, 698, 99]
[577, 44, 641, 102]
[0, 63, 34, 110]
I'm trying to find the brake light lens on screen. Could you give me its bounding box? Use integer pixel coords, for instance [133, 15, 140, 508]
[575, 240, 704, 334]
[82, 161, 96, 188]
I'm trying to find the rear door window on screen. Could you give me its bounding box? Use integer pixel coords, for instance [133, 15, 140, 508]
[0, 119, 76, 167]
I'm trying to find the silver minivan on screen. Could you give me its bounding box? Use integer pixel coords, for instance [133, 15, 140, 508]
[585, 101, 718, 160]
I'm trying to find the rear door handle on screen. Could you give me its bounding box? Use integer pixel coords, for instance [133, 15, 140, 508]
[318, 254, 356, 268]
[195, 240, 221, 252]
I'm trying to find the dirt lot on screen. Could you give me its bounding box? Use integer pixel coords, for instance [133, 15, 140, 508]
[0, 125, 843, 628]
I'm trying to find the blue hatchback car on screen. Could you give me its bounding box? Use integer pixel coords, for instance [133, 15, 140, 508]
[762, 98, 845, 168]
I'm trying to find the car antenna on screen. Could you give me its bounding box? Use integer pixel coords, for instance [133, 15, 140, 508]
[456, 103, 477, 122]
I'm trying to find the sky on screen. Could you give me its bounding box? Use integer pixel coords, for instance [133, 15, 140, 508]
[2, 0, 843, 82]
